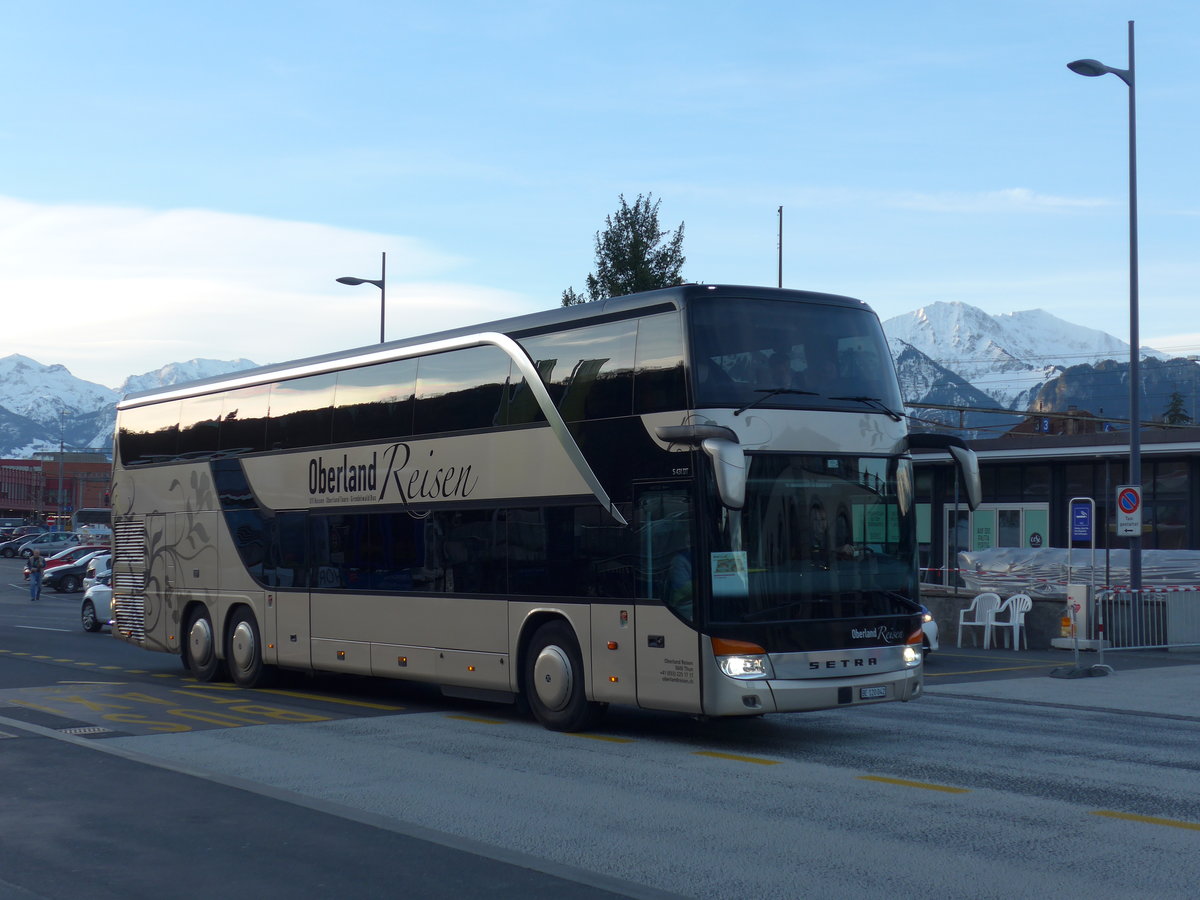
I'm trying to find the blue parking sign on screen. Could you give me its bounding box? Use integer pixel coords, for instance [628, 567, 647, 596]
[1071, 501, 1092, 542]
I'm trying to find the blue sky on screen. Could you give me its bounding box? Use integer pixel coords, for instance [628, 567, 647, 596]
[2, 1, 1198, 388]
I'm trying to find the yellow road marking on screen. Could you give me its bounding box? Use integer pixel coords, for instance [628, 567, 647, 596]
[859, 775, 970, 793]
[694, 751, 781, 766]
[252, 688, 405, 711]
[1092, 810, 1200, 831]
[176, 686, 237, 696]
[567, 733, 635, 743]
[446, 714, 506, 724]
[925, 664, 1057, 678]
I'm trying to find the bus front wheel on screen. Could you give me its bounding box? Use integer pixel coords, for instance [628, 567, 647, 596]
[226, 607, 270, 688]
[183, 607, 224, 682]
[523, 621, 606, 732]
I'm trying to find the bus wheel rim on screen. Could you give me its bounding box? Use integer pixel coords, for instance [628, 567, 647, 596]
[231, 620, 257, 671]
[533, 645, 572, 711]
[189, 616, 214, 664]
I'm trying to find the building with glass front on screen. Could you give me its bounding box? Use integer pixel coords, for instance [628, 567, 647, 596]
[914, 425, 1200, 587]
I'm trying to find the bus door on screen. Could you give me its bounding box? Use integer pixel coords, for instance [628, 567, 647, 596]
[633, 484, 703, 713]
[269, 512, 312, 669]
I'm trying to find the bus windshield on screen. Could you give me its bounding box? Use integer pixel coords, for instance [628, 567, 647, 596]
[689, 296, 903, 414]
[707, 453, 916, 625]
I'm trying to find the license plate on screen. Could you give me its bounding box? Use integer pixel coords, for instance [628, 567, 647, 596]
[859, 686, 887, 700]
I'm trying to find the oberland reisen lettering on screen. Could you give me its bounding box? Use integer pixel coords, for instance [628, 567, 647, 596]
[308, 443, 478, 505]
[309, 453, 378, 495]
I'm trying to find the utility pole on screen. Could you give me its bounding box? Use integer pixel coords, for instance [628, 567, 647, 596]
[777, 206, 783, 288]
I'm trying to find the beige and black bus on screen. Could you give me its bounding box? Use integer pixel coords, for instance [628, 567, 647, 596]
[110, 284, 980, 731]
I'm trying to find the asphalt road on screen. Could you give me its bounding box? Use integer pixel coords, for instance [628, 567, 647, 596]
[3, 557, 1199, 899]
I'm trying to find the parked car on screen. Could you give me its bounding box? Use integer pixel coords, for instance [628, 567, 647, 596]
[920, 603, 939, 657]
[0, 528, 52, 557]
[0, 522, 41, 541]
[83, 553, 112, 590]
[15, 531, 83, 558]
[81, 576, 112, 633]
[42, 550, 109, 593]
[25, 544, 110, 576]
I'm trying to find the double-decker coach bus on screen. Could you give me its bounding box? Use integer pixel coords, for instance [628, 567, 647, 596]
[110, 284, 980, 731]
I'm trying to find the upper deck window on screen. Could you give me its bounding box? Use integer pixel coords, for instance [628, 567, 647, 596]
[267, 374, 336, 450]
[413, 346, 510, 434]
[519, 320, 637, 421]
[689, 297, 903, 415]
[333, 358, 417, 442]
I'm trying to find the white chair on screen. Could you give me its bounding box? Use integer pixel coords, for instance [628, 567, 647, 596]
[987, 593, 1033, 650]
[957, 592, 1001, 647]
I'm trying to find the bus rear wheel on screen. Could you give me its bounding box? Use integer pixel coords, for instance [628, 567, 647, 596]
[523, 621, 606, 732]
[226, 607, 270, 688]
[183, 606, 225, 682]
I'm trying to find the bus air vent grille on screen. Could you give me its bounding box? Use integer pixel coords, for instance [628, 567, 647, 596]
[113, 593, 146, 642]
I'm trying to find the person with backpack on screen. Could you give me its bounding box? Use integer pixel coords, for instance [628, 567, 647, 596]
[28, 549, 45, 601]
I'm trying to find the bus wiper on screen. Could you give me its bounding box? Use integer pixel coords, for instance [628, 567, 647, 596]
[828, 395, 903, 422]
[734, 387, 817, 416]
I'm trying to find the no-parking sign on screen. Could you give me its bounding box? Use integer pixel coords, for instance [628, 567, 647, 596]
[1116, 485, 1142, 537]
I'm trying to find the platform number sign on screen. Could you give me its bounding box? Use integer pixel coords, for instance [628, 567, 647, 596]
[1116, 485, 1142, 537]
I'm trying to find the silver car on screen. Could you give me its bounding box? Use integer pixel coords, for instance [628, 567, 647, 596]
[81, 579, 112, 633]
[83, 553, 112, 590]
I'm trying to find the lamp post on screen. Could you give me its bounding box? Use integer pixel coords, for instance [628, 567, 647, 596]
[57, 409, 68, 532]
[336, 251, 387, 343]
[1068, 20, 1141, 592]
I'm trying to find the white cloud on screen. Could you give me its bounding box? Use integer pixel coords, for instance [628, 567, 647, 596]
[886, 187, 1112, 214]
[0, 196, 535, 389]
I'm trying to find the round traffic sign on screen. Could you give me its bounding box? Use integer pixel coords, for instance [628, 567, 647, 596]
[1118, 487, 1140, 514]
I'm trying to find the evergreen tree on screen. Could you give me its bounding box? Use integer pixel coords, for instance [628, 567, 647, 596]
[562, 193, 686, 306]
[1164, 390, 1192, 425]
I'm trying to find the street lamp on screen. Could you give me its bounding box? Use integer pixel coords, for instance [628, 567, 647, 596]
[57, 409, 69, 531]
[336, 251, 387, 343]
[1068, 20, 1141, 592]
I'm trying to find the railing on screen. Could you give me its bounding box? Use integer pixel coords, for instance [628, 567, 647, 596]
[1091, 589, 1200, 652]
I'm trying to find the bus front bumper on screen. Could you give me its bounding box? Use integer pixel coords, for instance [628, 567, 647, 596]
[703, 666, 922, 716]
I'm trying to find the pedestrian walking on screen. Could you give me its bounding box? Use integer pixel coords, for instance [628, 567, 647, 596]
[28, 548, 45, 601]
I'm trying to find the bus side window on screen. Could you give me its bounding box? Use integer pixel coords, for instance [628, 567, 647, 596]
[413, 347, 510, 435]
[634, 312, 685, 414]
[522, 321, 636, 422]
[178, 394, 223, 457]
[267, 374, 336, 451]
[219, 384, 270, 455]
[119, 401, 181, 466]
[333, 359, 416, 443]
[635, 486, 695, 623]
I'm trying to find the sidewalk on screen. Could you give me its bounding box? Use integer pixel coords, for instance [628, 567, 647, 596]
[925, 647, 1200, 717]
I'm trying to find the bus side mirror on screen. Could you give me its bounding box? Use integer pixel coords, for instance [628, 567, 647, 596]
[653, 424, 746, 511]
[948, 444, 982, 511]
[907, 433, 981, 511]
[701, 438, 746, 511]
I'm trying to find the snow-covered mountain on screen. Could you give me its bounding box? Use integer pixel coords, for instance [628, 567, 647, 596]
[119, 358, 257, 396]
[882, 301, 1164, 411]
[888, 339, 1020, 435]
[0, 355, 257, 458]
[0, 355, 119, 426]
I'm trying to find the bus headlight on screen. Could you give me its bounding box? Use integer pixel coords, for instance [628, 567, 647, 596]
[712, 637, 774, 680]
[904, 629, 923, 667]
